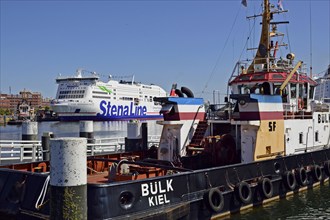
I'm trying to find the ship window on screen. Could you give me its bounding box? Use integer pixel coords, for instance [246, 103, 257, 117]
[239, 85, 250, 94]
[315, 131, 319, 142]
[299, 133, 303, 144]
[239, 75, 250, 81]
[273, 83, 282, 95]
[309, 86, 314, 99]
[251, 75, 265, 80]
[92, 96, 111, 99]
[272, 74, 284, 79]
[290, 84, 297, 99]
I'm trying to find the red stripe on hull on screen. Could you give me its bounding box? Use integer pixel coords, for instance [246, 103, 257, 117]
[238, 112, 283, 120]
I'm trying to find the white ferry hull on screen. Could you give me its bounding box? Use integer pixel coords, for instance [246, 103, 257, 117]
[52, 99, 163, 121]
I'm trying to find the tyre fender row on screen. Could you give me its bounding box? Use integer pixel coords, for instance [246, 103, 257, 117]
[282, 162, 330, 190]
[204, 161, 330, 213]
[204, 178, 274, 213]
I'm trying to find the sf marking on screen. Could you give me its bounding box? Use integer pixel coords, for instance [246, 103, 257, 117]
[268, 121, 276, 132]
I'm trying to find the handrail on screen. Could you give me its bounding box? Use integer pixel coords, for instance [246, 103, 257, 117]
[0, 136, 161, 164]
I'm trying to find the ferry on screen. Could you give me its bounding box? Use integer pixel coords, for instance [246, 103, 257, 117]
[314, 65, 330, 104]
[0, 0, 329, 219]
[50, 69, 167, 121]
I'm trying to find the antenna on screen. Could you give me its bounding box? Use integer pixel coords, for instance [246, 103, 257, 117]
[309, 0, 313, 77]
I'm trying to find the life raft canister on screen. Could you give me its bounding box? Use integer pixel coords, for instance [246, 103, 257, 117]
[204, 188, 224, 212]
[235, 181, 252, 204]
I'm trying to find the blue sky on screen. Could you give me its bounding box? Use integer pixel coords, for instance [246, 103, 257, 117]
[1, 0, 329, 102]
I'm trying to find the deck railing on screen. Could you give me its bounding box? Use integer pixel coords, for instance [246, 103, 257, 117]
[0, 135, 160, 164]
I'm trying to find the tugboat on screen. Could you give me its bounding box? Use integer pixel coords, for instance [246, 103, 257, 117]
[0, 0, 329, 219]
[7, 99, 35, 125]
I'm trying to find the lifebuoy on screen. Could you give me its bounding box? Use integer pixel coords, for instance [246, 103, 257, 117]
[282, 171, 296, 190]
[258, 177, 273, 199]
[324, 161, 330, 177]
[235, 181, 252, 204]
[204, 188, 224, 212]
[295, 167, 308, 186]
[311, 165, 322, 182]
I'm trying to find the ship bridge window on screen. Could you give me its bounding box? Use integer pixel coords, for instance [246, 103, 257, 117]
[290, 84, 297, 99]
[273, 83, 281, 95]
[272, 74, 284, 79]
[239, 75, 250, 81]
[251, 75, 265, 80]
[309, 86, 314, 99]
[261, 82, 271, 95]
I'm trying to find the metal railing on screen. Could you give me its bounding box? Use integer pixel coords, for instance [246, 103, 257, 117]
[0, 135, 161, 164]
[0, 140, 42, 164]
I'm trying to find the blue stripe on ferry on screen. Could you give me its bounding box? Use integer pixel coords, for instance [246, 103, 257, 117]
[58, 114, 163, 122]
[167, 97, 204, 105]
[250, 94, 282, 103]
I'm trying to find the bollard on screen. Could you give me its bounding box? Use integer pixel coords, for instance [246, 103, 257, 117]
[79, 120, 95, 144]
[22, 121, 38, 140]
[50, 138, 87, 220]
[22, 121, 38, 159]
[42, 132, 53, 161]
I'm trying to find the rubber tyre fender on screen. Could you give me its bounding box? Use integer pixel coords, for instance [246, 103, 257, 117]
[311, 165, 322, 182]
[295, 167, 308, 186]
[324, 161, 330, 177]
[282, 171, 296, 191]
[235, 181, 252, 204]
[204, 188, 224, 213]
[175, 89, 184, 97]
[181, 86, 194, 98]
[258, 177, 273, 199]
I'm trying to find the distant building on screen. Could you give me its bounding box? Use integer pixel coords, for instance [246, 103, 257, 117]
[0, 89, 51, 113]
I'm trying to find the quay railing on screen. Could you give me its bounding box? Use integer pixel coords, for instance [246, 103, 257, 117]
[0, 135, 161, 164]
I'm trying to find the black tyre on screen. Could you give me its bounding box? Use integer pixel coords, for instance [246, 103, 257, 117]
[258, 177, 273, 199]
[282, 171, 296, 191]
[235, 181, 252, 204]
[204, 188, 224, 212]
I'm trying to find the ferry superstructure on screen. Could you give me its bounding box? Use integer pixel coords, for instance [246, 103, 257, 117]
[314, 65, 330, 104]
[51, 69, 167, 121]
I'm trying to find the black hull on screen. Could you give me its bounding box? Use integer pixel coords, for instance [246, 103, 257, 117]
[0, 148, 330, 219]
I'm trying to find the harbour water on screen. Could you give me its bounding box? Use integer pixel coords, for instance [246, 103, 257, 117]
[0, 122, 330, 219]
[230, 183, 330, 219]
